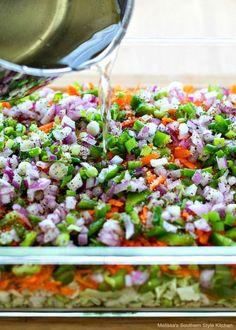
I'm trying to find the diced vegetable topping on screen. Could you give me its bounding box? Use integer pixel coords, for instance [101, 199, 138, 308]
[1, 82, 236, 247]
[0, 263, 235, 309]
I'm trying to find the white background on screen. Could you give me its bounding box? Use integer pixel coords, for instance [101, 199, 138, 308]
[51, 0, 236, 87]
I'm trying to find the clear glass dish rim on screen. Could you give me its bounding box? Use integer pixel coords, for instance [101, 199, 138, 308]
[0, 308, 235, 318]
[0, 247, 235, 264]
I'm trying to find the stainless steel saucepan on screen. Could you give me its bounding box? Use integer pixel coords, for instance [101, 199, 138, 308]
[0, 0, 134, 100]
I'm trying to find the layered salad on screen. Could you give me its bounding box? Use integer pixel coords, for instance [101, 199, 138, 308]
[0, 82, 236, 247]
[0, 264, 235, 309]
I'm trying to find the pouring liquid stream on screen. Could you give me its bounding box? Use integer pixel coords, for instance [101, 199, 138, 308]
[97, 46, 119, 155]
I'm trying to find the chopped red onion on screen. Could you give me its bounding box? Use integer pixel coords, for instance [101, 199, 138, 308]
[86, 178, 95, 189]
[98, 220, 123, 246]
[166, 127, 178, 143]
[12, 173, 22, 190]
[0, 180, 14, 205]
[63, 132, 77, 145]
[40, 105, 55, 125]
[4, 167, 14, 181]
[81, 133, 96, 145]
[126, 154, 136, 161]
[92, 186, 102, 197]
[39, 219, 60, 243]
[216, 156, 228, 170]
[65, 196, 77, 210]
[91, 273, 104, 283]
[194, 218, 211, 232]
[125, 274, 132, 287]
[29, 178, 51, 191]
[134, 167, 146, 176]
[12, 204, 28, 218]
[78, 233, 88, 246]
[192, 171, 202, 185]
[137, 126, 149, 139]
[188, 202, 212, 216]
[138, 140, 147, 149]
[129, 178, 147, 192]
[130, 271, 149, 286]
[110, 155, 123, 165]
[185, 222, 195, 233]
[187, 120, 197, 129]
[114, 180, 130, 194]
[179, 138, 191, 149]
[200, 269, 215, 289]
[163, 220, 178, 233]
[36, 161, 50, 169]
[61, 115, 76, 130]
[124, 217, 135, 239]
[105, 182, 116, 200]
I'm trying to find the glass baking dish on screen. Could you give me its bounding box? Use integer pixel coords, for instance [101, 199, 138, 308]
[1, 0, 236, 318]
[0, 248, 235, 317]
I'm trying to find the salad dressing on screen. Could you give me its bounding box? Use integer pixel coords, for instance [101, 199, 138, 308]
[0, 0, 121, 70]
[97, 47, 119, 154]
[0, 0, 133, 107]
[0, 0, 123, 152]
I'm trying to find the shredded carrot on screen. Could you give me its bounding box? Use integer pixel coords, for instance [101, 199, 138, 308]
[183, 85, 195, 94]
[111, 206, 119, 213]
[76, 269, 93, 275]
[122, 236, 168, 247]
[149, 175, 166, 191]
[193, 99, 204, 107]
[155, 241, 168, 247]
[112, 91, 132, 107]
[59, 286, 75, 296]
[196, 229, 211, 245]
[104, 265, 118, 275]
[48, 100, 53, 106]
[175, 268, 192, 277]
[146, 171, 157, 184]
[41, 282, 61, 294]
[139, 206, 149, 224]
[229, 85, 236, 94]
[87, 210, 95, 217]
[161, 117, 174, 125]
[141, 153, 160, 166]
[0, 280, 10, 290]
[106, 206, 119, 219]
[174, 147, 191, 159]
[108, 199, 124, 207]
[191, 268, 200, 278]
[122, 119, 136, 128]
[39, 122, 54, 133]
[160, 265, 169, 272]
[67, 85, 80, 96]
[1, 101, 11, 109]
[178, 158, 197, 169]
[107, 151, 114, 160]
[106, 212, 113, 219]
[88, 82, 95, 90]
[230, 267, 236, 278]
[181, 211, 190, 220]
[168, 109, 177, 116]
[75, 274, 98, 290]
[116, 265, 134, 273]
[104, 265, 134, 275]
